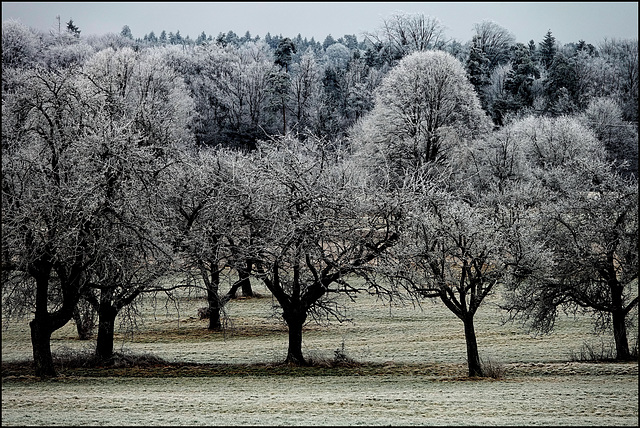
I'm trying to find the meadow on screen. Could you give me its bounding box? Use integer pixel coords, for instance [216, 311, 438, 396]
[2, 282, 638, 426]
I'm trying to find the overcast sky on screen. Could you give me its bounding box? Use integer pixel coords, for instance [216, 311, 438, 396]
[2, 2, 638, 45]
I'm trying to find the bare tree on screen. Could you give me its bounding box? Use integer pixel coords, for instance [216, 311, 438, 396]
[498, 115, 639, 360]
[238, 134, 403, 365]
[2, 66, 99, 377]
[164, 147, 247, 330]
[580, 97, 638, 178]
[75, 45, 195, 360]
[289, 48, 322, 134]
[472, 20, 516, 69]
[365, 12, 447, 64]
[390, 178, 533, 377]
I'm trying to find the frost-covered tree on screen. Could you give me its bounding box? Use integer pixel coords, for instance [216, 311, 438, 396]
[580, 97, 638, 178]
[70, 46, 195, 360]
[498, 115, 638, 360]
[471, 20, 515, 69]
[351, 50, 491, 187]
[164, 147, 249, 330]
[289, 48, 322, 135]
[238, 135, 403, 365]
[365, 12, 447, 64]
[598, 38, 639, 122]
[1, 19, 41, 69]
[2, 67, 99, 377]
[391, 184, 532, 377]
[120, 24, 133, 40]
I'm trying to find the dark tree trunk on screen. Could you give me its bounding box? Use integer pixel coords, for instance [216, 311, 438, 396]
[29, 316, 56, 378]
[612, 309, 630, 360]
[607, 257, 631, 361]
[239, 258, 254, 297]
[29, 259, 57, 378]
[463, 315, 483, 377]
[282, 103, 287, 135]
[207, 286, 222, 331]
[95, 303, 118, 361]
[283, 309, 307, 365]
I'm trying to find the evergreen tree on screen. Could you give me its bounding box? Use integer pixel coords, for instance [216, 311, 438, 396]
[466, 35, 492, 110]
[66, 19, 80, 37]
[274, 37, 296, 72]
[322, 34, 336, 49]
[539, 30, 557, 70]
[545, 51, 578, 115]
[195, 31, 207, 45]
[120, 25, 133, 40]
[492, 43, 541, 124]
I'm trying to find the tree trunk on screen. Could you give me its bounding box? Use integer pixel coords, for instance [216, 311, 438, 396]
[282, 103, 287, 135]
[608, 270, 631, 361]
[207, 288, 222, 331]
[612, 309, 630, 360]
[239, 258, 254, 297]
[95, 303, 118, 361]
[29, 317, 56, 378]
[283, 310, 307, 365]
[463, 316, 484, 377]
[29, 258, 57, 378]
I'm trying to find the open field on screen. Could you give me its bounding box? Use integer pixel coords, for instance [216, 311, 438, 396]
[2, 282, 638, 426]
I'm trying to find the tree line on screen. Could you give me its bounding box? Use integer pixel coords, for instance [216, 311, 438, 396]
[1, 12, 638, 379]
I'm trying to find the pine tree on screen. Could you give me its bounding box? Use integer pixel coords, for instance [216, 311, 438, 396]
[120, 25, 133, 40]
[539, 30, 557, 70]
[66, 19, 80, 37]
[466, 35, 492, 110]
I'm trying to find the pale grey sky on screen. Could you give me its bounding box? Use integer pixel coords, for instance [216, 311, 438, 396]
[2, 2, 638, 45]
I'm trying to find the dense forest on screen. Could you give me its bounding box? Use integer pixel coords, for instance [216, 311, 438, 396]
[2, 12, 638, 379]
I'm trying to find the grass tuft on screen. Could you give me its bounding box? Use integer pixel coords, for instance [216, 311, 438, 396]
[569, 339, 639, 362]
[480, 356, 505, 379]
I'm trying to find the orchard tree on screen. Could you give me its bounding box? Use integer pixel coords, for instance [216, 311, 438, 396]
[164, 147, 246, 330]
[387, 131, 546, 378]
[351, 50, 491, 187]
[239, 134, 403, 365]
[2, 66, 100, 377]
[392, 185, 533, 377]
[74, 45, 195, 360]
[499, 115, 638, 360]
